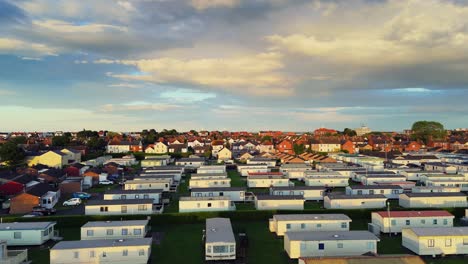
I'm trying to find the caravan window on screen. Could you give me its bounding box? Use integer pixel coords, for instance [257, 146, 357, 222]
[13, 232, 21, 239]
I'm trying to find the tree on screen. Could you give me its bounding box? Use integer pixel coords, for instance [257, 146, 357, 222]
[52, 136, 70, 147]
[0, 142, 25, 166]
[87, 137, 107, 150]
[411, 121, 446, 144]
[9, 136, 27, 145]
[343, 128, 357, 137]
[293, 144, 305, 155]
[261, 135, 272, 142]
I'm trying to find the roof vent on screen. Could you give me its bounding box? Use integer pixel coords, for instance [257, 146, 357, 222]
[5, 227, 10, 230]
[211, 228, 217, 232]
[333, 234, 339, 238]
[313, 216, 318, 219]
[118, 239, 124, 242]
[106, 221, 111, 223]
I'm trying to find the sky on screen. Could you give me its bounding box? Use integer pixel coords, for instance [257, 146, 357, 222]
[0, 0, 467, 132]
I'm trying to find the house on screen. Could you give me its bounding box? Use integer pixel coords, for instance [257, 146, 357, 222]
[257, 141, 275, 153]
[269, 214, 352, 236]
[124, 179, 171, 192]
[237, 152, 254, 161]
[280, 164, 313, 180]
[345, 185, 403, 199]
[179, 197, 235, 213]
[0, 222, 56, 246]
[311, 139, 341, 153]
[61, 148, 82, 163]
[426, 179, 468, 191]
[176, 157, 205, 168]
[0, 240, 28, 264]
[270, 186, 325, 201]
[247, 157, 276, 167]
[237, 164, 269, 176]
[276, 140, 294, 155]
[50, 238, 152, 264]
[411, 186, 461, 193]
[370, 210, 454, 234]
[402, 227, 468, 256]
[401, 170, 442, 181]
[106, 140, 137, 153]
[104, 189, 162, 204]
[324, 194, 387, 209]
[27, 150, 69, 168]
[190, 172, 228, 179]
[80, 220, 149, 240]
[254, 195, 304, 210]
[305, 176, 349, 187]
[85, 199, 154, 215]
[147, 142, 168, 154]
[9, 183, 60, 214]
[217, 148, 232, 162]
[284, 231, 379, 258]
[341, 140, 356, 154]
[205, 218, 236, 261]
[191, 187, 246, 202]
[168, 143, 188, 153]
[189, 177, 231, 189]
[247, 175, 290, 188]
[197, 165, 226, 174]
[60, 178, 83, 194]
[398, 193, 468, 208]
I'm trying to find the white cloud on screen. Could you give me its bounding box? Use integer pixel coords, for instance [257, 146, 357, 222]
[0, 37, 58, 57]
[190, 0, 240, 10]
[95, 52, 294, 96]
[100, 102, 182, 112]
[32, 20, 128, 34]
[0, 89, 16, 96]
[107, 83, 142, 88]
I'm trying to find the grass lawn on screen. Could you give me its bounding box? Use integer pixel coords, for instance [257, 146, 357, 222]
[28, 227, 81, 264]
[304, 201, 324, 210]
[227, 170, 246, 187]
[163, 173, 190, 213]
[291, 180, 305, 186]
[235, 202, 256, 211]
[87, 184, 119, 194]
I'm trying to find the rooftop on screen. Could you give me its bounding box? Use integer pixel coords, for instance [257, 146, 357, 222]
[374, 210, 454, 218]
[255, 195, 303, 200]
[82, 220, 149, 228]
[408, 227, 468, 236]
[206, 218, 235, 244]
[0, 222, 56, 231]
[52, 238, 152, 250]
[273, 214, 351, 221]
[86, 199, 153, 206]
[403, 192, 467, 198]
[285, 231, 379, 241]
[326, 194, 387, 200]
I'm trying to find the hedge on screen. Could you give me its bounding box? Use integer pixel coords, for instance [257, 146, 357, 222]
[1, 207, 465, 228]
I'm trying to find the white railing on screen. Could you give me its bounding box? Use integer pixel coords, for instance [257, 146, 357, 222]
[4, 249, 28, 264]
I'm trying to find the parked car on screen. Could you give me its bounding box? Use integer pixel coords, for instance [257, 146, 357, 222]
[32, 206, 56, 215]
[118, 179, 127, 186]
[99, 180, 113, 185]
[63, 198, 81, 206]
[22, 212, 43, 218]
[72, 192, 92, 199]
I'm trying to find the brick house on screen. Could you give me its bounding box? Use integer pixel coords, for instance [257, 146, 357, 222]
[276, 140, 294, 155]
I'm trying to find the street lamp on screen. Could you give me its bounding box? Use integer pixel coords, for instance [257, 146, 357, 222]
[387, 201, 391, 237]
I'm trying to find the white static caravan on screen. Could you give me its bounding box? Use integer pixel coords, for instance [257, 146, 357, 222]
[269, 214, 351, 236]
[197, 165, 226, 174]
[411, 186, 461, 193]
[50, 238, 152, 264]
[254, 195, 304, 210]
[205, 218, 236, 261]
[176, 158, 205, 168]
[270, 186, 325, 201]
[330, 168, 367, 178]
[179, 197, 236, 213]
[280, 164, 313, 180]
[103, 189, 163, 204]
[361, 175, 407, 185]
[189, 177, 231, 189]
[85, 199, 154, 216]
[237, 164, 269, 177]
[191, 172, 228, 179]
[305, 176, 349, 187]
[247, 176, 290, 188]
[402, 227, 468, 256]
[370, 210, 454, 234]
[140, 156, 169, 167]
[81, 220, 149, 240]
[0, 222, 56, 246]
[401, 170, 442, 181]
[124, 179, 171, 192]
[398, 193, 468, 208]
[420, 174, 467, 185]
[191, 187, 246, 202]
[247, 157, 277, 167]
[284, 231, 379, 259]
[138, 172, 181, 182]
[324, 194, 387, 209]
[426, 180, 468, 191]
[143, 165, 184, 174]
[345, 185, 403, 199]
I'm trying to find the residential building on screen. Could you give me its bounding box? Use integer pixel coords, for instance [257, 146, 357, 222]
[85, 199, 154, 215]
[50, 238, 152, 264]
[140, 156, 169, 167]
[237, 164, 269, 176]
[124, 179, 171, 192]
[189, 177, 231, 189]
[298, 255, 425, 264]
[270, 186, 325, 201]
[269, 214, 352, 236]
[247, 157, 276, 167]
[399, 193, 468, 208]
[254, 195, 304, 210]
[402, 227, 468, 256]
[104, 189, 162, 204]
[179, 197, 235, 213]
[80, 220, 149, 240]
[191, 187, 246, 202]
[284, 231, 379, 258]
[205, 218, 236, 261]
[0, 222, 56, 246]
[247, 175, 290, 188]
[324, 194, 387, 209]
[280, 164, 313, 180]
[305, 176, 349, 187]
[197, 165, 226, 174]
[217, 148, 232, 162]
[370, 210, 454, 234]
[27, 150, 69, 168]
[345, 185, 403, 199]
[175, 158, 205, 168]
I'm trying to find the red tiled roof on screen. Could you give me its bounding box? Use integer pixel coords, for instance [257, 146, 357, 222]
[375, 210, 453, 218]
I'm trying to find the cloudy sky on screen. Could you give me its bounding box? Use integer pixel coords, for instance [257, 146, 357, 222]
[1, 0, 467, 132]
